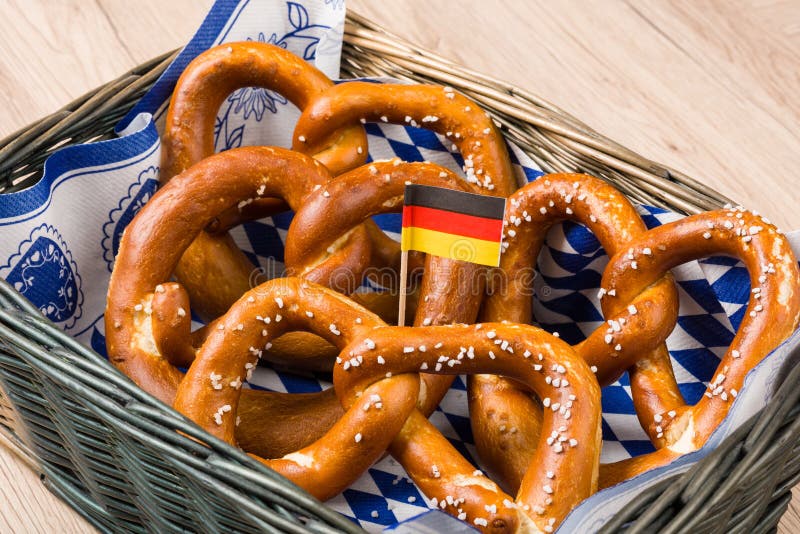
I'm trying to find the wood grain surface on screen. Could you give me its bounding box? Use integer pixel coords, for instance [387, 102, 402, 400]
[0, 1, 798, 532]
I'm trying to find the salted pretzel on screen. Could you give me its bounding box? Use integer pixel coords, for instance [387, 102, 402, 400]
[160, 42, 368, 320]
[598, 206, 800, 486]
[161, 42, 420, 366]
[106, 146, 375, 457]
[475, 179, 800, 489]
[173, 277, 423, 501]
[281, 81, 520, 365]
[248, 159, 493, 372]
[292, 81, 518, 198]
[336, 323, 602, 533]
[473, 173, 679, 490]
[291, 80, 518, 283]
[285, 159, 486, 413]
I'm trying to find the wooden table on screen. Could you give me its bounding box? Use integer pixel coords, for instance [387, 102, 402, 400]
[0, 1, 798, 532]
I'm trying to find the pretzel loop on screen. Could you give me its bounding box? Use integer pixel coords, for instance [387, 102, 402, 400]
[106, 147, 372, 457]
[336, 323, 602, 533]
[173, 278, 420, 501]
[162, 42, 368, 180]
[599, 208, 800, 486]
[292, 81, 518, 198]
[475, 174, 679, 490]
[160, 42, 369, 320]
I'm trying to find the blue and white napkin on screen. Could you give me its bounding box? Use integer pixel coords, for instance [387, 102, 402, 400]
[1, 0, 798, 531]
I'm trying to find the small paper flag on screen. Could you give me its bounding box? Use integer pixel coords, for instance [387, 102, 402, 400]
[401, 184, 506, 267]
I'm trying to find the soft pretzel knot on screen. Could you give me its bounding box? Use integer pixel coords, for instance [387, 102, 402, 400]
[173, 277, 423, 501]
[599, 206, 800, 486]
[160, 42, 368, 320]
[473, 174, 680, 490]
[292, 81, 519, 198]
[285, 159, 486, 413]
[105, 147, 373, 453]
[290, 81, 518, 291]
[260, 160, 490, 372]
[474, 177, 800, 490]
[335, 323, 602, 533]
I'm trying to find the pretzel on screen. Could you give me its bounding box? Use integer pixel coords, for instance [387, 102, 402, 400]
[285, 159, 486, 412]
[599, 207, 800, 487]
[160, 42, 368, 320]
[475, 184, 799, 488]
[105, 146, 373, 457]
[164, 56, 409, 367]
[289, 81, 518, 297]
[474, 174, 679, 490]
[336, 323, 602, 533]
[173, 277, 423, 501]
[292, 81, 518, 198]
[253, 159, 491, 371]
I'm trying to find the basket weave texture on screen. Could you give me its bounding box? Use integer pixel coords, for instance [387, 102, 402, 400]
[0, 10, 797, 534]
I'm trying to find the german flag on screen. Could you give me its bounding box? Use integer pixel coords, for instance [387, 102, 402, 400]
[401, 184, 506, 267]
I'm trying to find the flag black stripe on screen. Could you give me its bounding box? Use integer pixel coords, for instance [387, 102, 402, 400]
[403, 184, 506, 220]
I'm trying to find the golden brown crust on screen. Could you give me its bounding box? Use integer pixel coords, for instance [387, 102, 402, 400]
[259, 286, 422, 371]
[467, 374, 543, 494]
[335, 323, 602, 532]
[598, 447, 682, 490]
[105, 149, 495, 466]
[285, 160, 486, 414]
[235, 388, 343, 458]
[103, 47, 800, 523]
[171, 232, 256, 320]
[292, 81, 518, 197]
[162, 41, 366, 182]
[475, 177, 800, 493]
[257, 331, 340, 372]
[599, 207, 800, 485]
[476, 174, 679, 493]
[160, 42, 368, 320]
[150, 282, 195, 368]
[173, 278, 421, 501]
[105, 147, 372, 456]
[290, 78, 520, 288]
[209, 79, 523, 294]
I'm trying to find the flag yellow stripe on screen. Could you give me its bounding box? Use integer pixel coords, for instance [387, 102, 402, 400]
[400, 226, 502, 267]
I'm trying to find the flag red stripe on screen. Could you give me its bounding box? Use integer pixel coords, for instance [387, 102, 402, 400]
[401, 205, 504, 242]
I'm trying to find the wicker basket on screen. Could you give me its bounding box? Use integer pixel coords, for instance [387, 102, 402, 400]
[0, 10, 798, 533]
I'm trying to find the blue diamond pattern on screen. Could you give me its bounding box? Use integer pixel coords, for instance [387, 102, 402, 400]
[677, 315, 735, 348]
[343, 488, 399, 525]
